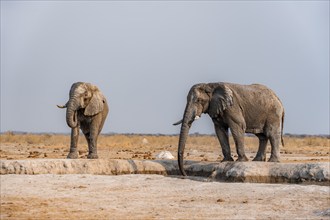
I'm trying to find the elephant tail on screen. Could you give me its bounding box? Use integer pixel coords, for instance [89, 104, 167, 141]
[281, 110, 285, 147]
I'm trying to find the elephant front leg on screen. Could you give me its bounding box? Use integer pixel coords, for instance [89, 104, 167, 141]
[84, 132, 99, 159]
[230, 123, 248, 162]
[214, 124, 234, 162]
[253, 134, 268, 161]
[67, 126, 79, 159]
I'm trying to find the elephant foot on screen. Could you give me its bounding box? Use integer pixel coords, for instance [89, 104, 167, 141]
[221, 157, 234, 162]
[87, 153, 99, 159]
[252, 156, 266, 162]
[236, 155, 249, 162]
[67, 152, 79, 159]
[268, 156, 280, 162]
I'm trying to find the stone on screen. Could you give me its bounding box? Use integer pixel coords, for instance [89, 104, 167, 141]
[1, 159, 329, 185]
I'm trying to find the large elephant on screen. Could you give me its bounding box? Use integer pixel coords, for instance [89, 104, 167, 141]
[173, 82, 284, 176]
[57, 82, 109, 159]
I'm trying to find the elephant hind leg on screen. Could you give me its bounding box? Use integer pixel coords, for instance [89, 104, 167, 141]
[268, 134, 281, 162]
[253, 133, 268, 161]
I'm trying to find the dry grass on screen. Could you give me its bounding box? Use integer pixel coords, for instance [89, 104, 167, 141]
[1, 132, 329, 153]
[0, 132, 329, 162]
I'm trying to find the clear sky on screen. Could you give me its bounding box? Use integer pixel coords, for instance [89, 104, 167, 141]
[1, 1, 329, 135]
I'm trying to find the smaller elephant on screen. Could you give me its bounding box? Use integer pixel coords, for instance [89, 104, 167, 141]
[57, 82, 109, 159]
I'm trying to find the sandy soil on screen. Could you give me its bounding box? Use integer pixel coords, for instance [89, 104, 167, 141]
[1, 174, 329, 220]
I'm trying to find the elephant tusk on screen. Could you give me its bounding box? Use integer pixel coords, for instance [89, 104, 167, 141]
[173, 119, 183, 126]
[194, 116, 200, 120]
[57, 104, 67, 109]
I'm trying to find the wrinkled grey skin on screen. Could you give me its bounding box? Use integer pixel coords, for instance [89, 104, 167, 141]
[174, 82, 284, 176]
[57, 82, 109, 159]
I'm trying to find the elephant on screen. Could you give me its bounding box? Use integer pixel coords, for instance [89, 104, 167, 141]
[173, 82, 285, 176]
[57, 82, 109, 159]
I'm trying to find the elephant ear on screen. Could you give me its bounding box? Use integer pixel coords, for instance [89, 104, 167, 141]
[84, 88, 105, 116]
[210, 85, 233, 116]
[219, 85, 233, 110]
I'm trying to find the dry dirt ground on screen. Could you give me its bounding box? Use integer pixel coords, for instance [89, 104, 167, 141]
[1, 174, 329, 220]
[1, 134, 329, 163]
[0, 134, 329, 219]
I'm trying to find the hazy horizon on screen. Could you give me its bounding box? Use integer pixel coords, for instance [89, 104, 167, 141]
[1, 1, 329, 135]
[1, 131, 330, 137]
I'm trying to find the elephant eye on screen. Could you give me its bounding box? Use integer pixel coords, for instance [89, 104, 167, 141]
[197, 98, 204, 104]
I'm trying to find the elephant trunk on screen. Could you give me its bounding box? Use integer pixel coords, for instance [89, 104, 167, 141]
[66, 96, 80, 128]
[177, 106, 195, 176]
